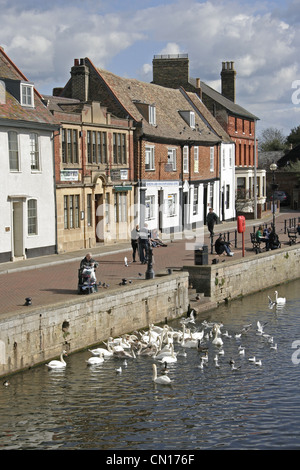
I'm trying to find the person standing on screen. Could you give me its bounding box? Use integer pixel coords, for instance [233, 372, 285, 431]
[131, 225, 140, 262]
[139, 223, 150, 264]
[206, 208, 218, 237]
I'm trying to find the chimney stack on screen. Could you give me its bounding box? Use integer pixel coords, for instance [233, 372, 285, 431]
[70, 58, 89, 101]
[221, 61, 236, 102]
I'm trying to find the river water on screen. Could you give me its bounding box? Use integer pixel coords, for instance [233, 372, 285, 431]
[1, 280, 300, 451]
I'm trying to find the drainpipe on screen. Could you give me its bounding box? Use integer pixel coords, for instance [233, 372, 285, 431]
[253, 120, 257, 219]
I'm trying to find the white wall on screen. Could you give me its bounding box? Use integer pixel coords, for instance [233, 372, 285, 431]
[0, 128, 56, 258]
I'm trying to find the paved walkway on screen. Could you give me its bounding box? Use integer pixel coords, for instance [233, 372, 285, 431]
[0, 208, 298, 317]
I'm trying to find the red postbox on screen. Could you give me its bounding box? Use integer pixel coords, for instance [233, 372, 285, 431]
[237, 215, 246, 233]
[237, 215, 246, 257]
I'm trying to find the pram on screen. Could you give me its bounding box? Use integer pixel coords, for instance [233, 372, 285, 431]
[77, 264, 99, 295]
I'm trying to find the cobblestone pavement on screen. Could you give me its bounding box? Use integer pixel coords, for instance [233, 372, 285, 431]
[0, 209, 298, 317]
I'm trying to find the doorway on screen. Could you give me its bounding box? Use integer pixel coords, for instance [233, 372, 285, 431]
[95, 194, 104, 242]
[12, 200, 24, 259]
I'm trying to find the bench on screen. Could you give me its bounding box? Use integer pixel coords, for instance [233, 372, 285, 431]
[250, 232, 262, 254]
[287, 228, 298, 245]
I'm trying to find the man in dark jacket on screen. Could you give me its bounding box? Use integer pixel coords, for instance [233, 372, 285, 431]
[206, 208, 218, 237]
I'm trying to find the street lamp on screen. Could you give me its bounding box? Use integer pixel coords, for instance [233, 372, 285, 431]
[270, 162, 278, 232]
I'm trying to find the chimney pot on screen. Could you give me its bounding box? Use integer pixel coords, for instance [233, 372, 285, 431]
[74, 59, 79, 66]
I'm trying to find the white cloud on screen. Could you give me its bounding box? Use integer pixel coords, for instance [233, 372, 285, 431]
[0, 0, 299, 133]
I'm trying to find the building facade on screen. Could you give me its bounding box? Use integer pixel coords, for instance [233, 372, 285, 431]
[58, 58, 224, 238]
[45, 93, 135, 252]
[0, 48, 58, 263]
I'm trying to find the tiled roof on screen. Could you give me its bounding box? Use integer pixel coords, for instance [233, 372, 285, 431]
[189, 78, 259, 121]
[183, 90, 232, 142]
[0, 48, 58, 128]
[93, 64, 221, 145]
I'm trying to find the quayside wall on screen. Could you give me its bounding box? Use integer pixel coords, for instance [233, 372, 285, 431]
[1, 245, 300, 378]
[0, 272, 189, 377]
[184, 244, 300, 303]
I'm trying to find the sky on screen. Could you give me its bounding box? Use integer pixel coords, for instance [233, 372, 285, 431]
[1, 0, 300, 138]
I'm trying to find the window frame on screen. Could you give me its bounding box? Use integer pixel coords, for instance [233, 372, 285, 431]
[167, 148, 177, 171]
[183, 146, 189, 173]
[194, 146, 199, 173]
[20, 83, 34, 108]
[145, 145, 155, 171]
[27, 199, 38, 235]
[210, 147, 214, 172]
[30, 133, 40, 171]
[8, 130, 19, 172]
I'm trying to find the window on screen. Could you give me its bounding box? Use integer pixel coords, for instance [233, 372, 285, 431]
[114, 193, 127, 222]
[222, 148, 226, 170]
[64, 195, 80, 229]
[183, 146, 189, 173]
[145, 195, 155, 220]
[229, 147, 233, 168]
[8, 131, 19, 171]
[30, 133, 40, 171]
[149, 105, 156, 126]
[21, 83, 34, 107]
[209, 184, 214, 209]
[145, 145, 155, 170]
[87, 130, 107, 164]
[210, 147, 214, 172]
[27, 199, 37, 235]
[105, 193, 110, 224]
[113, 133, 127, 164]
[193, 187, 198, 215]
[168, 193, 177, 217]
[62, 128, 78, 164]
[190, 111, 195, 128]
[226, 185, 230, 209]
[87, 194, 92, 226]
[194, 147, 199, 173]
[168, 148, 176, 171]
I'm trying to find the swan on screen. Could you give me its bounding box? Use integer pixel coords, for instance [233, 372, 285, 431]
[212, 324, 223, 347]
[152, 364, 172, 385]
[88, 345, 113, 357]
[157, 345, 177, 363]
[270, 343, 277, 350]
[46, 350, 67, 369]
[255, 359, 262, 366]
[274, 291, 286, 305]
[248, 356, 256, 362]
[86, 354, 104, 365]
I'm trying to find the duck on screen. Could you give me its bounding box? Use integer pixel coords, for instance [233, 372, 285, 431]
[86, 354, 104, 365]
[152, 363, 172, 385]
[274, 291, 286, 305]
[3, 380, 10, 387]
[46, 350, 68, 369]
[160, 362, 170, 374]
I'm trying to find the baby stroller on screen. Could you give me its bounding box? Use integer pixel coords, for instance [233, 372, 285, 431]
[78, 264, 99, 295]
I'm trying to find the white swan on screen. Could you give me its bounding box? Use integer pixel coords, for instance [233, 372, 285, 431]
[274, 291, 286, 305]
[157, 345, 177, 363]
[46, 350, 67, 369]
[86, 354, 104, 365]
[88, 345, 113, 357]
[212, 324, 223, 347]
[152, 364, 172, 385]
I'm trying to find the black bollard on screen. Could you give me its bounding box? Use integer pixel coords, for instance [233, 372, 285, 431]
[145, 245, 155, 279]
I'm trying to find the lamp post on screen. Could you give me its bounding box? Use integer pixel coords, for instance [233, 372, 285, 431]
[270, 162, 278, 232]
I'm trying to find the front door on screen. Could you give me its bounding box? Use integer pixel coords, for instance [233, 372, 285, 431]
[95, 194, 104, 242]
[12, 200, 24, 259]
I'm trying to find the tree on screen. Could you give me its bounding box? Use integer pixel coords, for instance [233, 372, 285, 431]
[258, 127, 287, 152]
[286, 125, 300, 147]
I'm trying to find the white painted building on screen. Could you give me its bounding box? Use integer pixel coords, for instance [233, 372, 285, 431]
[0, 48, 58, 263]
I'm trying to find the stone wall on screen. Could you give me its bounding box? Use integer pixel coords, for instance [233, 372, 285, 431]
[185, 244, 300, 303]
[0, 272, 189, 377]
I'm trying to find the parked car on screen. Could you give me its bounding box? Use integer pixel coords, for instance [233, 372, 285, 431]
[270, 190, 290, 206]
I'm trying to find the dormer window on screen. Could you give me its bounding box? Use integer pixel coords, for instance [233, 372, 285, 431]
[179, 110, 195, 128]
[148, 105, 156, 126]
[21, 83, 34, 107]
